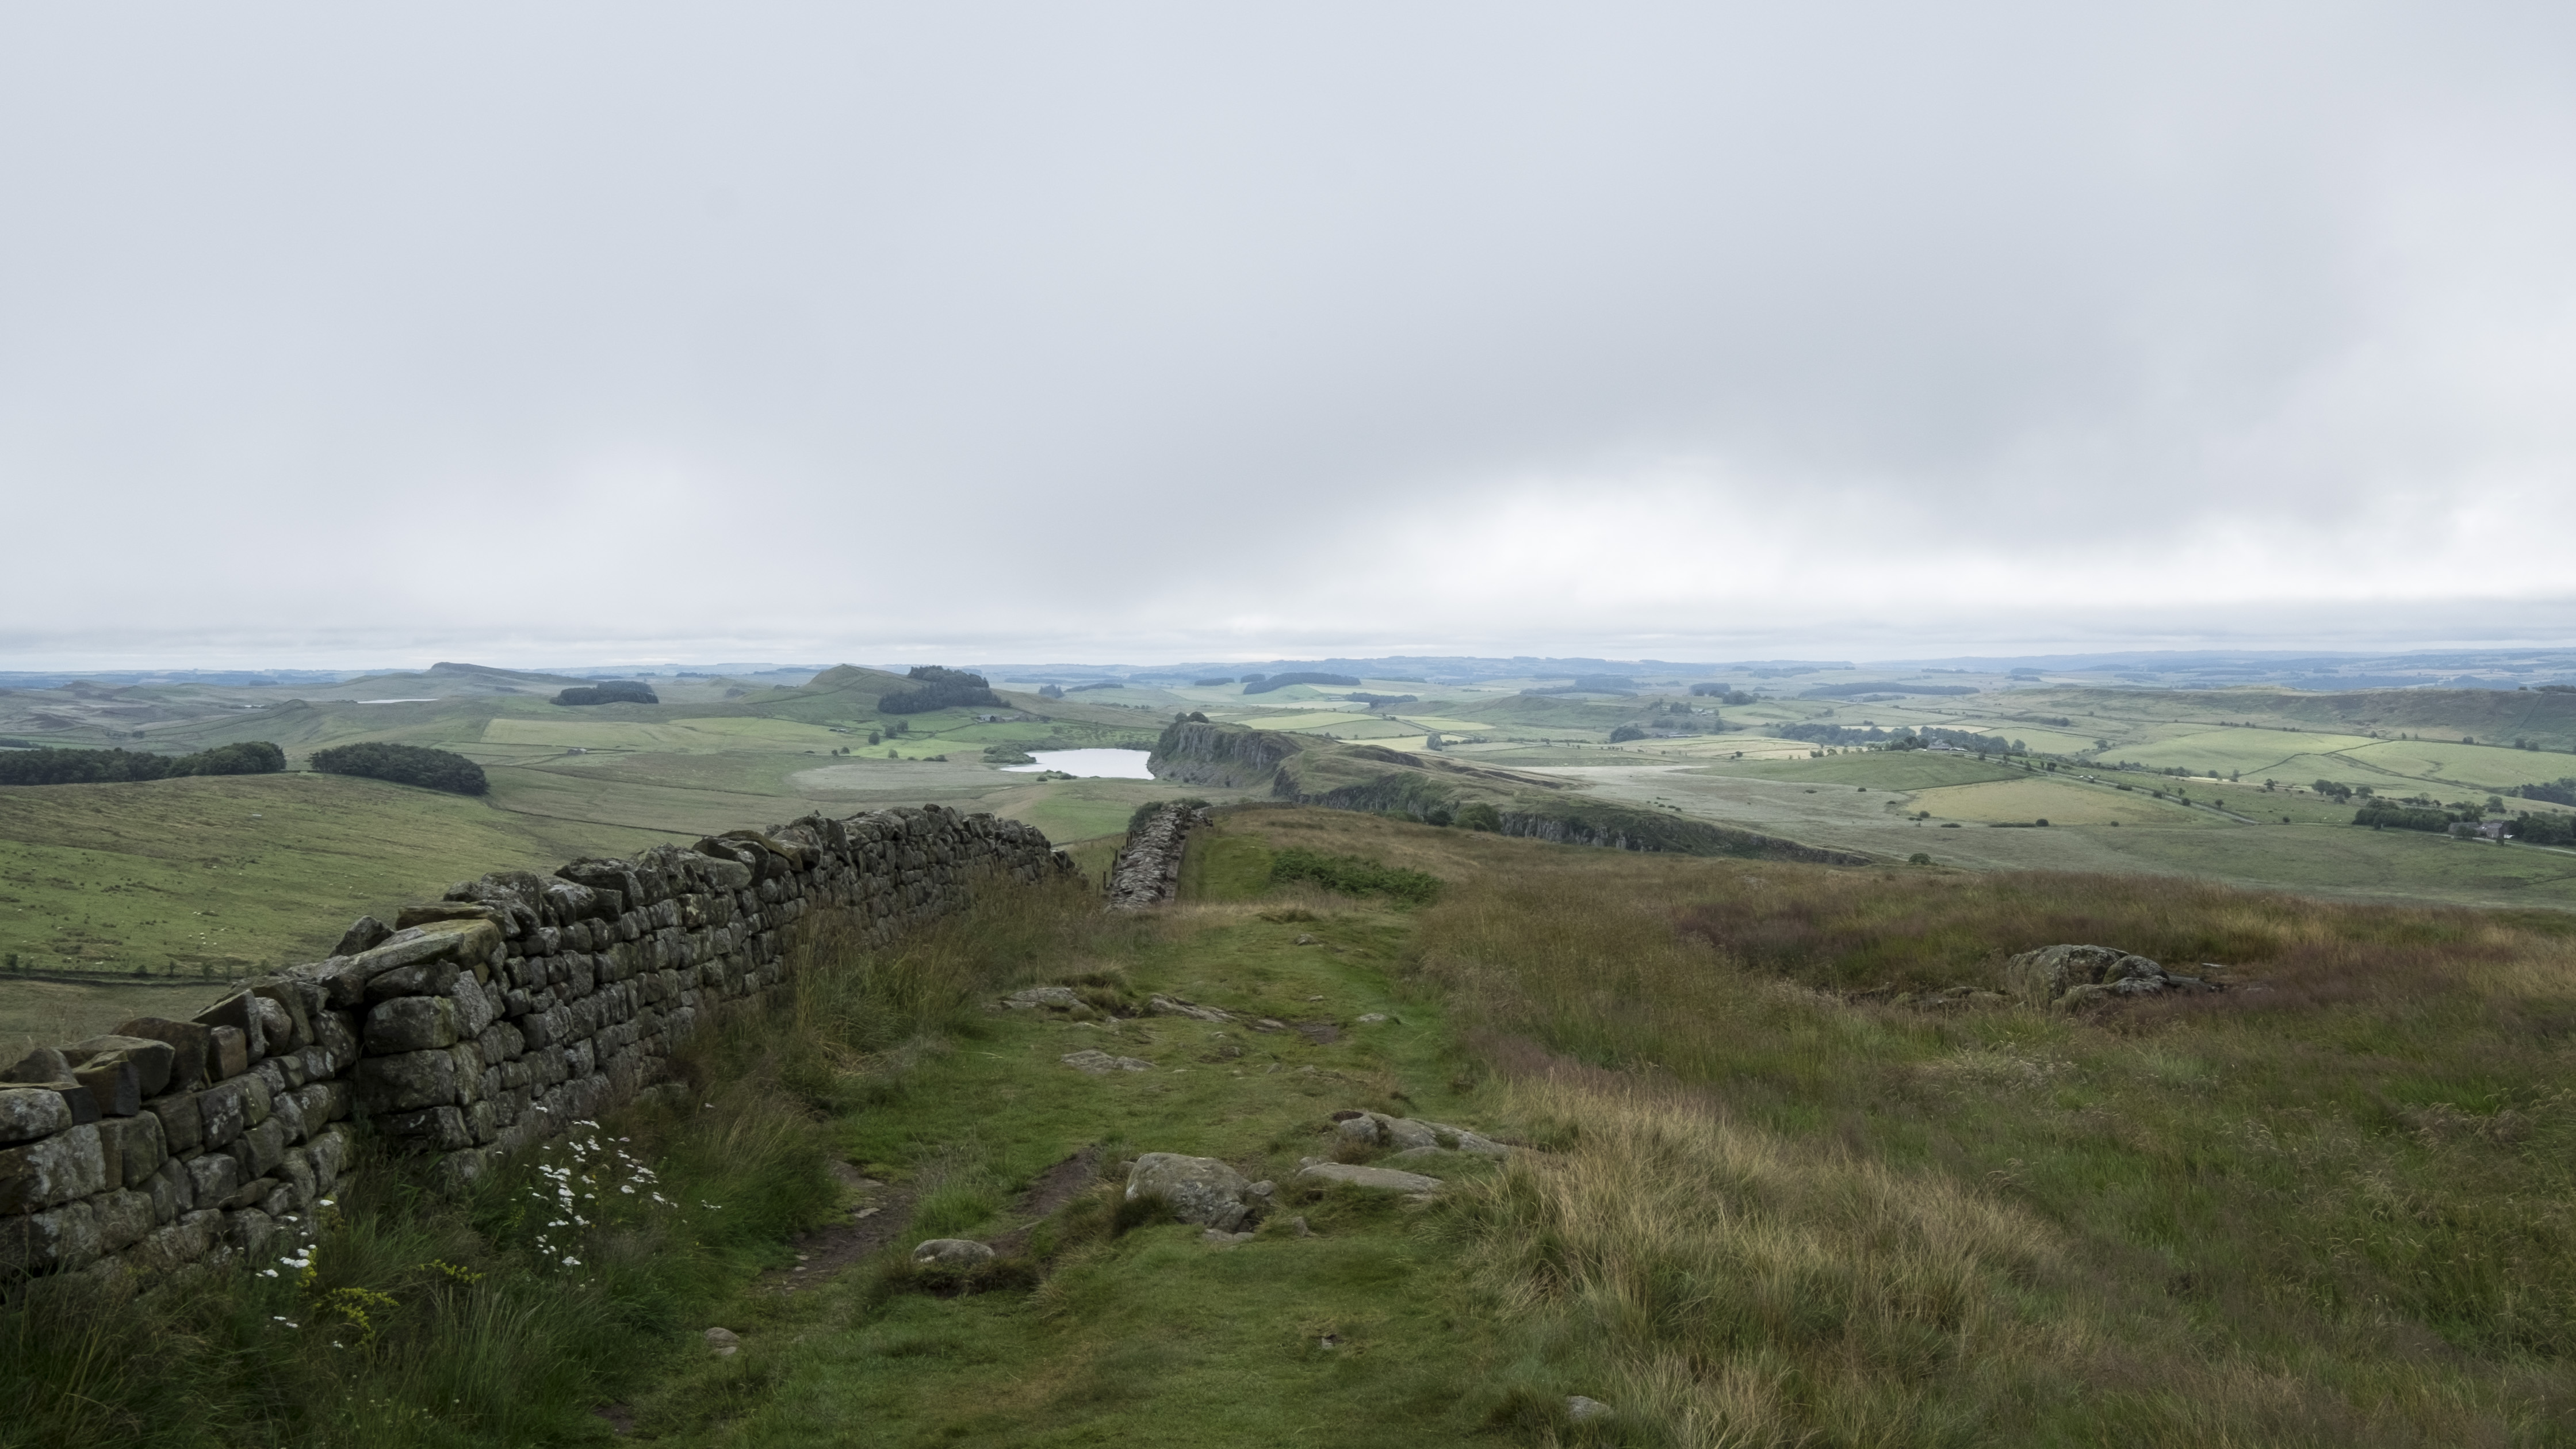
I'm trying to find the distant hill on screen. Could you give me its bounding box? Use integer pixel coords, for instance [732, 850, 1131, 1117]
[324, 662, 598, 698]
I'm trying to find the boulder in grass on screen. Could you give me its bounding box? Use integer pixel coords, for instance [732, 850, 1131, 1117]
[1295, 1161, 1443, 1194]
[1126, 1153, 1257, 1230]
[2004, 944, 2223, 1008]
[913, 1238, 996, 1266]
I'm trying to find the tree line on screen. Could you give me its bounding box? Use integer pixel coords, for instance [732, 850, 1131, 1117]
[0, 741, 284, 785]
[879, 666, 1004, 714]
[309, 742, 489, 795]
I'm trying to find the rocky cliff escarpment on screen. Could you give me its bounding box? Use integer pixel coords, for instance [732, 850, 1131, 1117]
[1146, 720, 1308, 788]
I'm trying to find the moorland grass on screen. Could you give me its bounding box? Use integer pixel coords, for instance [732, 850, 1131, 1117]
[1362, 819, 2576, 1445]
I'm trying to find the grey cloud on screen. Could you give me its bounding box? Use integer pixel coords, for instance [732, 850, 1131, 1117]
[3, 2, 2573, 667]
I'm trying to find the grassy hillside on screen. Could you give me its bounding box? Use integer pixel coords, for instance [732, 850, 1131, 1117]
[21, 808, 2576, 1445]
[0, 771, 651, 1054]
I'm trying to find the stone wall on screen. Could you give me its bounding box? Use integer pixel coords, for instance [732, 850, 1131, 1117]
[1104, 802, 1205, 911]
[0, 804, 1069, 1287]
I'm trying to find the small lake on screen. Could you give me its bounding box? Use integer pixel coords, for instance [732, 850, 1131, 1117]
[1002, 748, 1155, 779]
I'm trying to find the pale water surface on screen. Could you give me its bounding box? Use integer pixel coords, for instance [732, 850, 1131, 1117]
[1002, 748, 1155, 779]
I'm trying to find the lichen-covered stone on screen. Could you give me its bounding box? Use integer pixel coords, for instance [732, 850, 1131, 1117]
[68, 1035, 175, 1098]
[0, 1125, 106, 1212]
[365, 996, 459, 1054]
[112, 1018, 210, 1090]
[355, 1049, 460, 1112]
[0, 1086, 72, 1145]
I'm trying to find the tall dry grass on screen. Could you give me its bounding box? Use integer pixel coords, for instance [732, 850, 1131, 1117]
[1380, 823, 2576, 1445]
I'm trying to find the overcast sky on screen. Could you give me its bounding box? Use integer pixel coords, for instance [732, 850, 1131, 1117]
[4, 3, 2573, 669]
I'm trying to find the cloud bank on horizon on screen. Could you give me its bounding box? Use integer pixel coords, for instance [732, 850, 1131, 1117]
[3, 2, 2573, 669]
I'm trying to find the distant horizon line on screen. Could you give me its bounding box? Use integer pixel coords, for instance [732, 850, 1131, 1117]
[9, 643, 2576, 683]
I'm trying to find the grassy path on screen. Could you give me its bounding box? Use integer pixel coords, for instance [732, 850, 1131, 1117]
[626, 897, 1542, 1447]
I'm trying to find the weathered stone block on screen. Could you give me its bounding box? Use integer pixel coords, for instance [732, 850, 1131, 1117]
[308, 1125, 350, 1191]
[451, 977, 498, 1039]
[231, 1207, 277, 1259]
[365, 995, 459, 1054]
[0, 1126, 106, 1212]
[0, 1086, 72, 1145]
[128, 1209, 217, 1275]
[277, 1145, 317, 1207]
[193, 992, 269, 1066]
[355, 1049, 458, 1112]
[73, 1054, 143, 1119]
[148, 1154, 192, 1222]
[207, 1026, 249, 1081]
[94, 1111, 166, 1187]
[378, 1104, 474, 1150]
[366, 959, 461, 1002]
[117, 1018, 215, 1087]
[0, 1198, 99, 1274]
[251, 984, 312, 1051]
[95, 1188, 154, 1252]
[186, 1150, 241, 1206]
[145, 1091, 202, 1154]
[335, 915, 394, 957]
[3, 1045, 72, 1084]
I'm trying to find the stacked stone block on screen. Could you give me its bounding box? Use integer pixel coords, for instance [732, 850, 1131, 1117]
[0, 804, 1067, 1286]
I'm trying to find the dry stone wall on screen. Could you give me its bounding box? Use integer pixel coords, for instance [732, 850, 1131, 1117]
[0, 804, 1069, 1288]
[1105, 803, 1204, 911]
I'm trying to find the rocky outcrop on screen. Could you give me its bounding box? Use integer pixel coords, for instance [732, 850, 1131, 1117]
[1146, 720, 1307, 789]
[2004, 944, 2221, 1008]
[1332, 1111, 1509, 1157]
[0, 804, 1071, 1288]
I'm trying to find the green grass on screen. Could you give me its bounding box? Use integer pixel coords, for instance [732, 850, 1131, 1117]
[27, 799, 2576, 1446]
[0, 773, 651, 1050]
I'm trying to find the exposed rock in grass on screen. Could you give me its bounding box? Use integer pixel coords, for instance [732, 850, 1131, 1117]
[1001, 986, 1080, 1010]
[1295, 1161, 1444, 1193]
[1060, 1049, 1152, 1075]
[703, 1327, 740, 1358]
[913, 1238, 996, 1266]
[1335, 1111, 1508, 1157]
[2004, 943, 2224, 1008]
[1147, 994, 1231, 1023]
[1126, 1152, 1258, 1229]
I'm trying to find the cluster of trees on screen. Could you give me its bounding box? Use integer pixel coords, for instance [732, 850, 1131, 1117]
[1036, 684, 1065, 699]
[2520, 779, 2576, 806]
[1775, 723, 2024, 754]
[1192, 678, 1234, 686]
[1242, 672, 1361, 695]
[0, 741, 284, 785]
[1689, 684, 1756, 704]
[552, 681, 659, 706]
[1345, 693, 1417, 708]
[309, 742, 489, 796]
[879, 667, 1003, 714]
[2513, 813, 2576, 846]
[2353, 802, 2455, 833]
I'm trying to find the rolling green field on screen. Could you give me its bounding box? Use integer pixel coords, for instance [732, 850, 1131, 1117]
[0, 772, 649, 1053]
